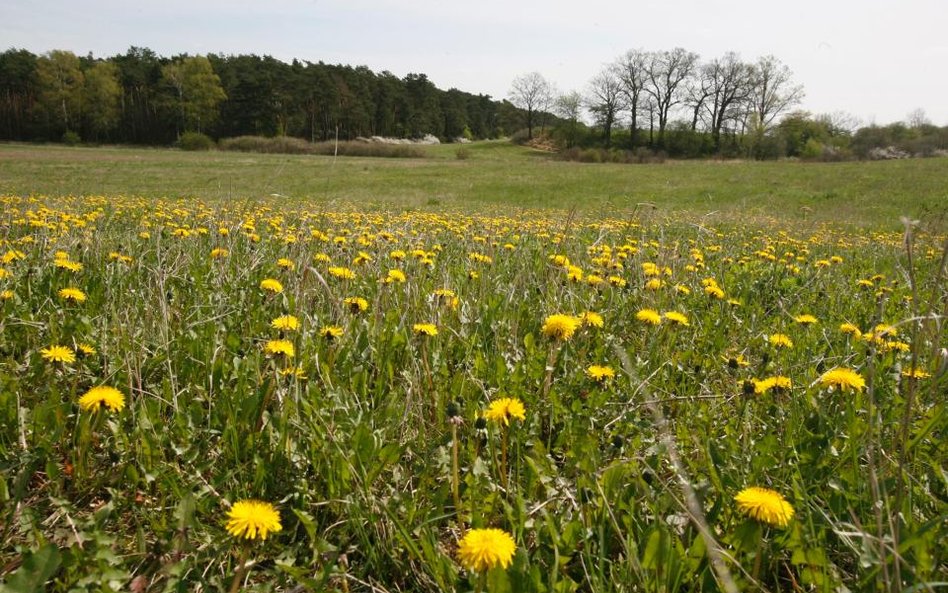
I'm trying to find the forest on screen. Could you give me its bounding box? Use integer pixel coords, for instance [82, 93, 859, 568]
[1, 46, 946, 160]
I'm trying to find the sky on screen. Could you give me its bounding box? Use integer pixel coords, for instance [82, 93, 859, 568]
[4, 0, 948, 126]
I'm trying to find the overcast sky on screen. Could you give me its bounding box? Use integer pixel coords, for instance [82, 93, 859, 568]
[4, 0, 947, 126]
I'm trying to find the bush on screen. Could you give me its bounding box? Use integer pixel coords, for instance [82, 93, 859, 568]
[455, 147, 471, 160]
[218, 136, 426, 158]
[61, 130, 81, 146]
[177, 132, 215, 151]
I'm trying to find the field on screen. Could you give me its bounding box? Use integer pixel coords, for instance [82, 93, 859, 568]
[0, 143, 946, 592]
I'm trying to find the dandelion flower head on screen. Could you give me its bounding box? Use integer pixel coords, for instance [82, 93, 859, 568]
[541, 314, 582, 341]
[225, 500, 282, 541]
[484, 397, 526, 425]
[457, 528, 517, 573]
[819, 368, 866, 392]
[734, 486, 795, 528]
[78, 385, 126, 412]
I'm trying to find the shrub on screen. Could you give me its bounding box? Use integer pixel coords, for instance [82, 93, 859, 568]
[61, 130, 81, 146]
[177, 132, 215, 151]
[455, 147, 471, 160]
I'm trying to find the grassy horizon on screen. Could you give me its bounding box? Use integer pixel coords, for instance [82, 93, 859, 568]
[1, 141, 946, 229]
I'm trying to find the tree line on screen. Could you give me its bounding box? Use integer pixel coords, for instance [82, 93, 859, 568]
[509, 49, 947, 159]
[0, 47, 527, 145]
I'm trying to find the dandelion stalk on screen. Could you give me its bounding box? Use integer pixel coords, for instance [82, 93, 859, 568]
[228, 545, 250, 593]
[450, 419, 464, 532]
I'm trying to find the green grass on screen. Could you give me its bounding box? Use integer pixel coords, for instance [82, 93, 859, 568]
[1, 142, 946, 228]
[0, 144, 946, 592]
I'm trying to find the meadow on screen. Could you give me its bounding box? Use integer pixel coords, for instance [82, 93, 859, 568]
[0, 143, 945, 592]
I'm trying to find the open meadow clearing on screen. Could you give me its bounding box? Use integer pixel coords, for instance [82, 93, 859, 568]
[0, 144, 946, 592]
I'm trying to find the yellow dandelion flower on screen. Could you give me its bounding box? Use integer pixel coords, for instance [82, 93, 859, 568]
[225, 500, 282, 541]
[901, 367, 931, 379]
[260, 278, 284, 294]
[819, 368, 866, 392]
[264, 340, 295, 358]
[635, 309, 662, 326]
[839, 323, 862, 338]
[344, 296, 369, 313]
[705, 285, 725, 299]
[320, 325, 344, 340]
[662, 311, 689, 326]
[271, 315, 300, 331]
[276, 258, 295, 270]
[329, 266, 356, 280]
[753, 376, 792, 394]
[580, 311, 603, 328]
[0, 267, 9, 279]
[793, 314, 818, 325]
[78, 385, 126, 412]
[41, 345, 76, 364]
[484, 397, 526, 425]
[412, 323, 438, 337]
[58, 287, 87, 303]
[384, 269, 406, 284]
[0, 290, 13, 300]
[734, 486, 794, 528]
[76, 343, 96, 357]
[644, 278, 663, 291]
[210, 247, 229, 259]
[54, 259, 83, 272]
[769, 334, 793, 348]
[586, 365, 615, 382]
[541, 314, 582, 341]
[457, 528, 516, 573]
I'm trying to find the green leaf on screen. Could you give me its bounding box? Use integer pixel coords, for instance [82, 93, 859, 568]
[2, 544, 62, 593]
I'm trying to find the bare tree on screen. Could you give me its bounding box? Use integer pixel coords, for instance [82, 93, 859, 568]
[615, 49, 649, 147]
[702, 52, 754, 150]
[747, 56, 804, 132]
[555, 90, 583, 148]
[587, 67, 625, 148]
[644, 47, 699, 146]
[683, 66, 713, 132]
[906, 108, 930, 128]
[508, 72, 554, 140]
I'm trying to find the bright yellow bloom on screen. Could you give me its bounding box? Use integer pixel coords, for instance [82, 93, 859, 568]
[541, 314, 582, 341]
[793, 314, 818, 325]
[78, 385, 126, 412]
[277, 258, 295, 270]
[58, 287, 87, 303]
[644, 278, 663, 291]
[260, 278, 284, 294]
[412, 323, 438, 337]
[705, 285, 725, 299]
[0, 267, 9, 279]
[264, 340, 295, 357]
[901, 367, 931, 379]
[54, 259, 83, 272]
[819, 368, 866, 392]
[586, 365, 615, 382]
[385, 269, 406, 284]
[320, 325, 344, 340]
[484, 398, 526, 425]
[753, 376, 792, 394]
[270, 315, 300, 331]
[580, 311, 603, 328]
[210, 247, 228, 259]
[839, 323, 862, 338]
[457, 528, 516, 573]
[769, 334, 793, 348]
[734, 486, 794, 527]
[344, 296, 369, 313]
[225, 500, 282, 541]
[41, 345, 76, 364]
[662, 311, 689, 326]
[76, 343, 96, 357]
[635, 309, 662, 326]
[329, 266, 356, 280]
